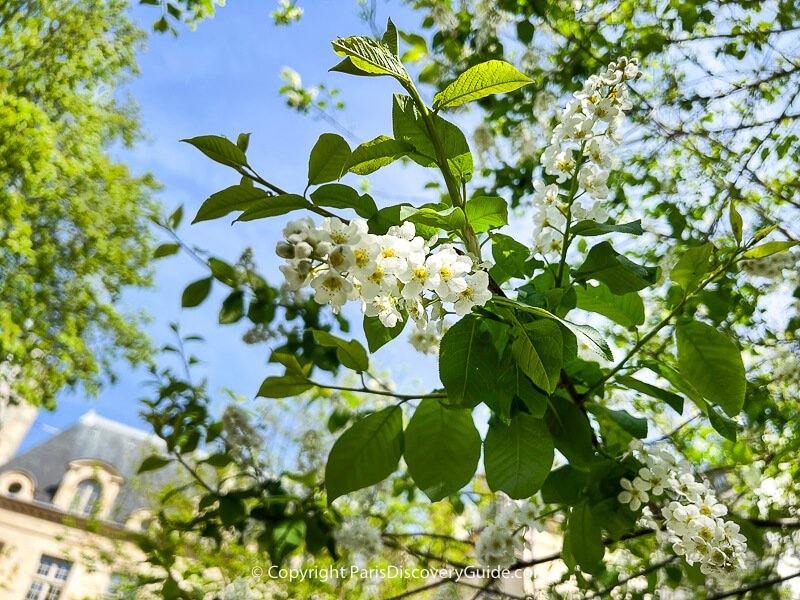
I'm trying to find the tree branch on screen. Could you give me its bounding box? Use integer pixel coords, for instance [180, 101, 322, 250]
[708, 570, 800, 599]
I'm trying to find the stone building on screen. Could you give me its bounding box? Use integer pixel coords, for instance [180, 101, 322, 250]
[0, 406, 163, 599]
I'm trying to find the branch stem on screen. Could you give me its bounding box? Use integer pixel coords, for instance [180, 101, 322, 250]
[308, 381, 446, 401]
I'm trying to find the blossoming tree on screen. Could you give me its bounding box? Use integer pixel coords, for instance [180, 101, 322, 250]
[135, 7, 800, 599]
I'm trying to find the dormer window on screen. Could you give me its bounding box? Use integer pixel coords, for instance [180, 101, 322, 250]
[71, 479, 101, 516]
[51, 459, 122, 519]
[0, 470, 35, 500]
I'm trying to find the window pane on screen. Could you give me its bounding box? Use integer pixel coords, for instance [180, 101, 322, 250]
[25, 581, 43, 600]
[72, 479, 101, 515]
[37, 557, 53, 576]
[45, 586, 63, 600]
[54, 562, 71, 581]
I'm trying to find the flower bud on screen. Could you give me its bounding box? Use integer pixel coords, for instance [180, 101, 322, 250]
[295, 259, 313, 276]
[294, 241, 313, 259]
[275, 241, 295, 259]
[315, 241, 333, 257]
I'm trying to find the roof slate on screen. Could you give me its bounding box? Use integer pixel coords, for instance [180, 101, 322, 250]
[0, 411, 172, 523]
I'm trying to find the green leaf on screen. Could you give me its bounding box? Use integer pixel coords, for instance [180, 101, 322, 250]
[563, 500, 604, 573]
[138, 455, 173, 474]
[465, 196, 508, 233]
[181, 277, 213, 308]
[154, 243, 180, 259]
[399, 32, 428, 62]
[671, 243, 713, 291]
[208, 258, 238, 285]
[511, 319, 563, 393]
[570, 219, 644, 236]
[325, 406, 404, 503]
[236, 132, 251, 152]
[168, 205, 183, 229]
[574, 241, 659, 294]
[729, 202, 743, 244]
[496, 361, 548, 418]
[219, 290, 245, 324]
[367, 203, 411, 235]
[490, 234, 534, 284]
[182, 135, 248, 169]
[308, 133, 351, 185]
[676, 321, 746, 417]
[257, 374, 313, 398]
[439, 315, 500, 408]
[329, 57, 383, 78]
[404, 399, 481, 501]
[269, 351, 307, 376]
[392, 94, 473, 183]
[310, 183, 378, 218]
[708, 408, 738, 442]
[433, 60, 532, 110]
[236, 194, 311, 222]
[363, 315, 406, 352]
[331, 36, 409, 82]
[616, 376, 683, 414]
[218, 495, 245, 526]
[541, 465, 587, 505]
[484, 413, 554, 499]
[546, 395, 594, 470]
[587, 404, 647, 439]
[516, 19, 535, 44]
[203, 453, 233, 468]
[381, 18, 399, 56]
[193, 185, 271, 223]
[743, 240, 799, 259]
[312, 330, 369, 372]
[576, 283, 645, 327]
[400, 205, 465, 233]
[344, 135, 412, 176]
[270, 519, 306, 565]
[646, 362, 708, 411]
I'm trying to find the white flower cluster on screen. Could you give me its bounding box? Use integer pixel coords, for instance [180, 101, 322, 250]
[334, 517, 383, 559]
[740, 250, 795, 279]
[199, 575, 286, 600]
[772, 346, 800, 388]
[620, 441, 747, 575]
[219, 577, 272, 600]
[276, 217, 492, 348]
[531, 58, 639, 255]
[271, 0, 303, 25]
[475, 500, 545, 568]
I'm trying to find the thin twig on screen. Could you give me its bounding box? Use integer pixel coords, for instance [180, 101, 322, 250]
[708, 570, 800, 599]
[308, 381, 447, 401]
[587, 556, 676, 598]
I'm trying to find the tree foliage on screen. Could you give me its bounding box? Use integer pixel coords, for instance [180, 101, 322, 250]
[55, 1, 800, 598]
[0, 0, 158, 406]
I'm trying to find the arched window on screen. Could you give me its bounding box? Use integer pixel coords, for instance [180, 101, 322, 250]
[70, 479, 101, 515]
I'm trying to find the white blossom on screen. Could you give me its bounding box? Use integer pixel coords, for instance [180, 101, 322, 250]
[530, 57, 638, 257]
[623, 440, 747, 575]
[475, 523, 521, 568]
[335, 517, 383, 560]
[409, 321, 442, 355]
[275, 218, 493, 343]
[310, 271, 356, 312]
[618, 477, 649, 511]
[453, 270, 493, 316]
[475, 497, 547, 568]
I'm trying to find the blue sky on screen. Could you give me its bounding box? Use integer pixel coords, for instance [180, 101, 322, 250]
[21, 1, 454, 450]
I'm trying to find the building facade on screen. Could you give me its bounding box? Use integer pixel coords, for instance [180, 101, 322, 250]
[0, 408, 163, 599]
